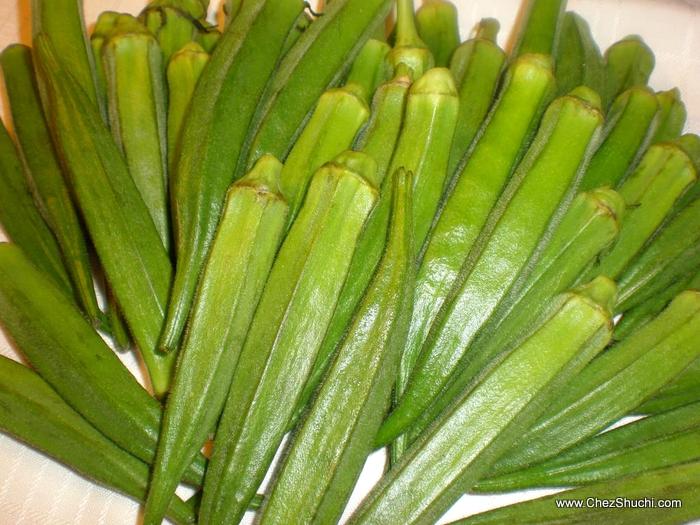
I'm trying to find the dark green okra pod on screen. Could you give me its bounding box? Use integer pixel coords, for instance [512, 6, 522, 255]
[144, 157, 288, 525]
[162, 0, 303, 352]
[34, 35, 175, 395]
[490, 290, 700, 477]
[246, 0, 394, 166]
[477, 402, 700, 492]
[0, 356, 194, 525]
[261, 168, 414, 525]
[602, 35, 655, 111]
[456, 462, 700, 525]
[100, 14, 170, 250]
[415, 0, 460, 67]
[0, 45, 99, 324]
[381, 87, 603, 447]
[554, 12, 604, 96]
[200, 152, 378, 525]
[0, 243, 205, 485]
[350, 279, 614, 525]
[579, 86, 659, 191]
[0, 115, 71, 297]
[640, 356, 700, 414]
[510, 0, 567, 58]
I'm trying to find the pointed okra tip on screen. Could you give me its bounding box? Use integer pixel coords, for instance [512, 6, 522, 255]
[567, 86, 602, 112]
[235, 154, 285, 197]
[327, 150, 380, 189]
[573, 276, 618, 320]
[409, 67, 458, 97]
[473, 18, 500, 42]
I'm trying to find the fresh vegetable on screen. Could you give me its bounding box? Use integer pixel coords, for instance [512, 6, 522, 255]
[652, 88, 687, 143]
[415, 0, 460, 68]
[602, 35, 655, 111]
[554, 12, 604, 96]
[511, 0, 567, 58]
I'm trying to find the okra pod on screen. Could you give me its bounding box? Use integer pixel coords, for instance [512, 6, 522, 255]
[200, 151, 378, 525]
[101, 14, 170, 250]
[1, 45, 98, 323]
[246, 0, 394, 165]
[0, 111, 71, 296]
[31, 0, 103, 115]
[350, 278, 614, 525]
[0, 244, 205, 485]
[652, 88, 687, 143]
[447, 33, 506, 180]
[166, 42, 209, 172]
[477, 402, 700, 492]
[416, 0, 460, 67]
[261, 169, 414, 525]
[554, 12, 604, 96]
[34, 35, 176, 396]
[162, 0, 303, 352]
[603, 35, 655, 111]
[409, 188, 625, 443]
[381, 87, 603, 447]
[579, 86, 659, 191]
[344, 38, 392, 103]
[582, 142, 697, 282]
[640, 357, 700, 414]
[511, 0, 567, 58]
[456, 462, 700, 525]
[490, 290, 700, 477]
[391, 55, 555, 420]
[144, 157, 288, 525]
[0, 356, 194, 525]
[390, 0, 434, 79]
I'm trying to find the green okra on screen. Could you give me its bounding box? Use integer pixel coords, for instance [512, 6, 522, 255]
[246, 0, 394, 166]
[34, 35, 175, 396]
[166, 42, 209, 172]
[200, 151, 378, 525]
[510, 0, 567, 58]
[0, 244, 205, 486]
[294, 75, 412, 421]
[31, 0, 103, 115]
[350, 278, 614, 525]
[670, 134, 700, 211]
[90, 12, 119, 115]
[447, 32, 507, 179]
[344, 38, 392, 103]
[107, 288, 132, 352]
[144, 156, 288, 525]
[582, 142, 697, 283]
[602, 35, 655, 111]
[162, 0, 303, 353]
[617, 197, 700, 312]
[380, 87, 603, 448]
[640, 359, 700, 414]
[554, 12, 604, 96]
[389, 55, 555, 419]
[416, 0, 460, 67]
[100, 14, 170, 251]
[0, 45, 99, 323]
[390, 0, 434, 80]
[477, 402, 700, 492]
[0, 107, 71, 298]
[579, 86, 659, 191]
[489, 290, 700, 477]
[261, 168, 414, 525]
[409, 188, 625, 445]
[140, 0, 219, 62]
[652, 88, 687, 143]
[455, 462, 700, 525]
[0, 356, 194, 525]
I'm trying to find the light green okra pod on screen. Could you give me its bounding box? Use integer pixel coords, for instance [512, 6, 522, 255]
[34, 35, 176, 396]
[162, 0, 304, 353]
[389, 55, 555, 427]
[476, 402, 700, 492]
[101, 14, 170, 251]
[415, 0, 461, 67]
[381, 87, 603, 448]
[652, 88, 687, 143]
[261, 168, 414, 525]
[510, 0, 567, 58]
[0, 45, 99, 324]
[0, 110, 71, 297]
[166, 42, 209, 173]
[490, 289, 700, 477]
[0, 356, 195, 525]
[602, 35, 655, 111]
[0, 243, 206, 486]
[200, 151, 378, 525]
[144, 156, 288, 525]
[350, 279, 614, 525]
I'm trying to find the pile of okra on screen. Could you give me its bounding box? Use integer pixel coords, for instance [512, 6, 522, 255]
[1, 0, 699, 523]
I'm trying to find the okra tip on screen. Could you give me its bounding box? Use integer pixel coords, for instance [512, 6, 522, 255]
[328, 150, 379, 188]
[512, 52, 555, 79]
[567, 85, 602, 112]
[574, 276, 618, 318]
[235, 154, 285, 197]
[410, 67, 458, 97]
[473, 18, 500, 42]
[588, 187, 626, 226]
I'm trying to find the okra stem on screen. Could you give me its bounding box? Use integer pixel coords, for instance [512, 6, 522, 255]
[390, 0, 434, 79]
